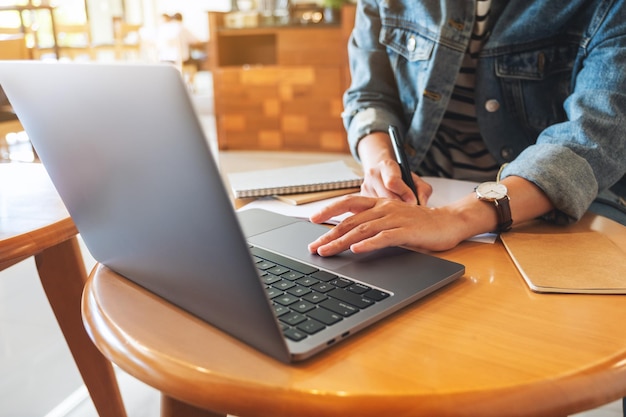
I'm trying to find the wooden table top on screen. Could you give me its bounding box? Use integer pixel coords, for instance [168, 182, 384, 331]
[82, 151, 626, 417]
[0, 163, 76, 267]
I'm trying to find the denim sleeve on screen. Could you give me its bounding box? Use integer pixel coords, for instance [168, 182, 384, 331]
[502, 3, 626, 222]
[342, 0, 406, 161]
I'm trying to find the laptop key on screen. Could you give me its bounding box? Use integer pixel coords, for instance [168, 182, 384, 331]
[348, 283, 370, 294]
[256, 261, 276, 270]
[296, 276, 319, 287]
[328, 288, 374, 309]
[250, 247, 318, 275]
[311, 270, 336, 282]
[329, 277, 353, 288]
[284, 328, 307, 342]
[273, 304, 289, 317]
[268, 265, 291, 275]
[273, 280, 296, 291]
[311, 282, 334, 293]
[287, 285, 312, 297]
[265, 287, 284, 299]
[302, 291, 328, 304]
[262, 274, 282, 285]
[282, 271, 304, 281]
[320, 299, 359, 317]
[363, 289, 391, 301]
[297, 319, 326, 335]
[290, 300, 316, 313]
[307, 307, 342, 325]
[274, 294, 299, 306]
[280, 312, 307, 326]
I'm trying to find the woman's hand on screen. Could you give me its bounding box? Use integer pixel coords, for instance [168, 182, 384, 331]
[361, 158, 432, 205]
[356, 132, 432, 204]
[308, 175, 556, 257]
[308, 195, 467, 256]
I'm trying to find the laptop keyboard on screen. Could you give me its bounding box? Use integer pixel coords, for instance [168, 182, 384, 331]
[250, 246, 391, 342]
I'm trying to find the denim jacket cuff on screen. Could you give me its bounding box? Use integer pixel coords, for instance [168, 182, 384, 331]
[345, 107, 404, 161]
[501, 143, 598, 222]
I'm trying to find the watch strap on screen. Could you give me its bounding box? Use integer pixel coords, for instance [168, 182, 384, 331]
[494, 196, 512, 234]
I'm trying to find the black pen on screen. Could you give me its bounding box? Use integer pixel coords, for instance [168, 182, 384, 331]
[388, 125, 420, 205]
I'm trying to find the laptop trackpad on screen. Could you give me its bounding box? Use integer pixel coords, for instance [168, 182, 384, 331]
[246, 220, 352, 266]
[247, 221, 408, 272]
[247, 219, 464, 293]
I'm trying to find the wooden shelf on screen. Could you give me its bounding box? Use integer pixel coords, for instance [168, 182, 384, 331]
[208, 5, 356, 152]
[215, 22, 340, 36]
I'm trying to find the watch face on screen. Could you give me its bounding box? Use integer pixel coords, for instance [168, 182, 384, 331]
[476, 181, 508, 200]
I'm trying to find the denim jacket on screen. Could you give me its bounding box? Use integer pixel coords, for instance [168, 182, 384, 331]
[343, 0, 626, 221]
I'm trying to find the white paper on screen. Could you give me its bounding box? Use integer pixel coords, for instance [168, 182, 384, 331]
[239, 193, 355, 224]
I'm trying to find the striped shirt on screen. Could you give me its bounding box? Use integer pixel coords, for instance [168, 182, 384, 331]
[419, 0, 500, 182]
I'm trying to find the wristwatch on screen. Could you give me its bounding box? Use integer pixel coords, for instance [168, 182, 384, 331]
[475, 181, 513, 234]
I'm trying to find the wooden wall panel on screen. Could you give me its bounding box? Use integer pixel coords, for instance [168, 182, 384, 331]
[277, 29, 343, 66]
[209, 5, 355, 153]
[213, 65, 348, 152]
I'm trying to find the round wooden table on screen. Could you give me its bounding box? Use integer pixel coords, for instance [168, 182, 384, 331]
[81, 173, 626, 417]
[0, 163, 126, 417]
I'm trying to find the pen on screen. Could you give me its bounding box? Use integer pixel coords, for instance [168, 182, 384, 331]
[388, 125, 420, 205]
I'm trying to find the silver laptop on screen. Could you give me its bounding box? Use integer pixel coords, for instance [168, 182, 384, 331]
[0, 62, 464, 363]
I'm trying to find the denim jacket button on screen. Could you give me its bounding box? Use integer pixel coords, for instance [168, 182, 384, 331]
[500, 147, 514, 160]
[485, 99, 500, 112]
[407, 36, 417, 52]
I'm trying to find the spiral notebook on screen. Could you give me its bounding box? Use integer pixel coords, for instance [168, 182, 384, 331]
[227, 160, 363, 198]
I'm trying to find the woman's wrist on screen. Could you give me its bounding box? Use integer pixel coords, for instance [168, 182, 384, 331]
[356, 132, 395, 169]
[443, 176, 555, 241]
[442, 194, 500, 243]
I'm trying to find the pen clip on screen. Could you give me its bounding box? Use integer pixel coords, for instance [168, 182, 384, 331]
[388, 125, 404, 165]
[388, 125, 420, 205]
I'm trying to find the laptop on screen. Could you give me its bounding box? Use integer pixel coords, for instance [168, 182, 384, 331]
[0, 62, 464, 363]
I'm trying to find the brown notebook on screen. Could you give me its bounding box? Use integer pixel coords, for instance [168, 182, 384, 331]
[501, 230, 626, 294]
[274, 187, 360, 205]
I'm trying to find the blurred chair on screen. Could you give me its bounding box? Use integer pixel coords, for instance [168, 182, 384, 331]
[0, 33, 29, 60]
[0, 6, 67, 60]
[52, 23, 95, 60]
[0, 25, 22, 34]
[0, 101, 23, 162]
[183, 41, 209, 86]
[156, 13, 204, 88]
[0, 37, 28, 161]
[27, 22, 93, 61]
[0, 84, 34, 162]
[0, 10, 31, 59]
[112, 17, 142, 60]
